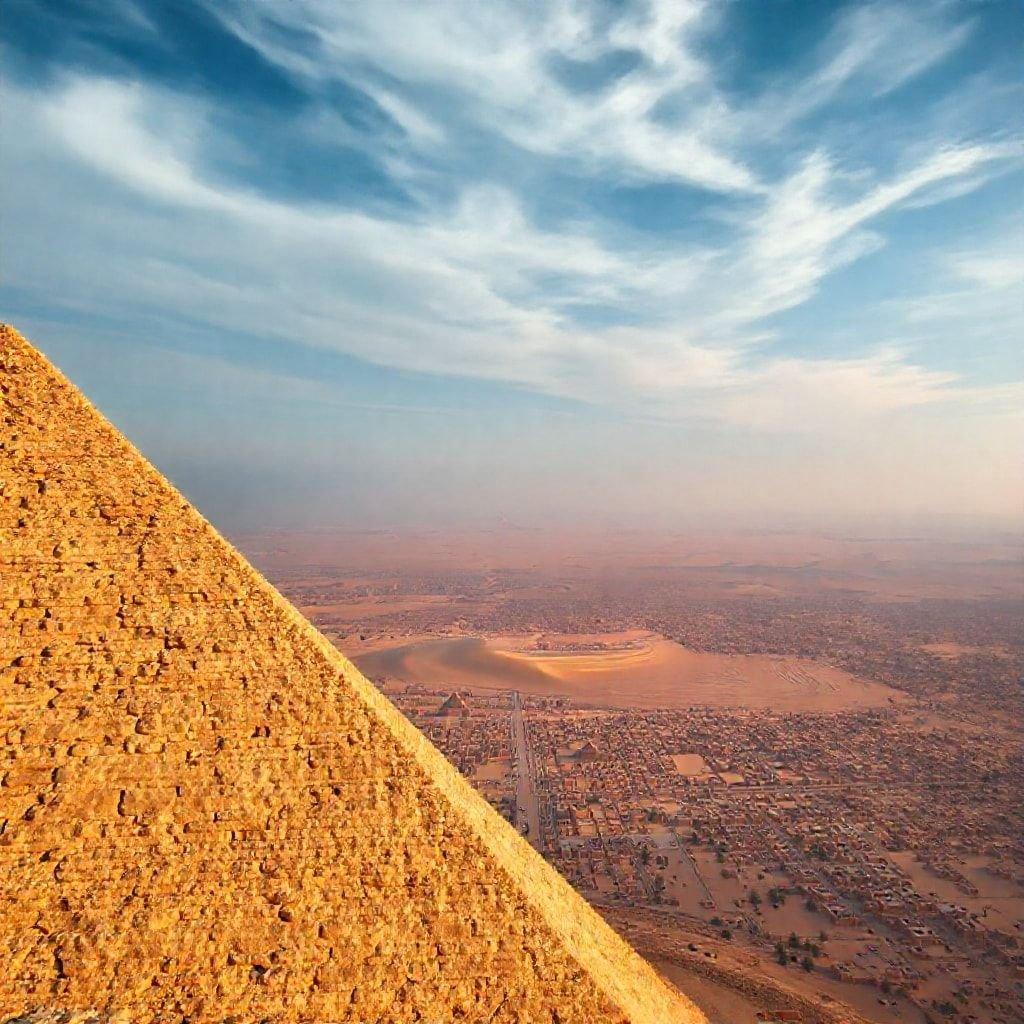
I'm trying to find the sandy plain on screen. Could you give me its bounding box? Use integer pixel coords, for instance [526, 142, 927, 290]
[918, 641, 1012, 659]
[353, 629, 905, 710]
[671, 753, 710, 776]
[241, 525, 1024, 602]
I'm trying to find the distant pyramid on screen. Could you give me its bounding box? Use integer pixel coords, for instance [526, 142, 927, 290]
[434, 691, 470, 717]
[0, 326, 703, 1023]
[575, 740, 602, 761]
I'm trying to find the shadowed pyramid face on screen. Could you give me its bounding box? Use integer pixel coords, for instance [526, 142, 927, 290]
[0, 326, 704, 1023]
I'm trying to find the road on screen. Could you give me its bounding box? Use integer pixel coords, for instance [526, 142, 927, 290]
[511, 691, 542, 849]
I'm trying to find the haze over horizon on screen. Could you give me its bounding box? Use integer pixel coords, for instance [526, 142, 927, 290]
[3, 0, 1022, 532]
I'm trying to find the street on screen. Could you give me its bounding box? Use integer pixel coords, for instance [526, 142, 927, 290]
[511, 691, 542, 849]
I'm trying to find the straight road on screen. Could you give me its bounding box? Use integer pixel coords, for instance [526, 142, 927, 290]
[511, 691, 542, 849]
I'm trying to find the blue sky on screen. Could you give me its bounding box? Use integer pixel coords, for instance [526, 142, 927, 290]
[3, 0, 1022, 531]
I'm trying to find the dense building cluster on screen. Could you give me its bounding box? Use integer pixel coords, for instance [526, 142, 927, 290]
[382, 685, 1023, 1024]
[267, 483, 1023, 1024]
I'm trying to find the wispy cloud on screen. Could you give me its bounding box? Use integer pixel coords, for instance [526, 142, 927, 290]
[767, 2, 975, 125]
[2, 0, 1021, 521]
[216, 0, 756, 193]
[19, 42, 1018, 421]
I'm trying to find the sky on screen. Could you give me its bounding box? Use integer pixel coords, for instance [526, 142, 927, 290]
[2, 0, 1022, 533]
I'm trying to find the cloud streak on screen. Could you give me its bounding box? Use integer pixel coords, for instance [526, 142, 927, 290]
[2, 0, 1021, 521]
[19, 59, 1017, 423]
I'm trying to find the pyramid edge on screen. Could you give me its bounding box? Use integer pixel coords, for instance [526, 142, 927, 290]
[0, 324, 706, 1024]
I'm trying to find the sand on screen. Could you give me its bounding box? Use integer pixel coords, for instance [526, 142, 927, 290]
[298, 595, 450, 620]
[353, 630, 906, 711]
[654, 962, 763, 1024]
[919, 641, 1011, 660]
[672, 754, 711, 777]
[888, 851, 1024, 933]
[240, 527, 1024, 603]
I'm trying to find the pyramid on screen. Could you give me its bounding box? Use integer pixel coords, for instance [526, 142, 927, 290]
[0, 326, 704, 1024]
[573, 741, 602, 762]
[434, 692, 470, 717]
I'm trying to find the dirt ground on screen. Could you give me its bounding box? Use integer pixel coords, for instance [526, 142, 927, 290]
[654, 959, 765, 1023]
[671, 753, 710, 776]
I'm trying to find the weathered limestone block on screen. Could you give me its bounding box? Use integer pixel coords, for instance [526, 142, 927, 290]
[0, 325, 705, 1023]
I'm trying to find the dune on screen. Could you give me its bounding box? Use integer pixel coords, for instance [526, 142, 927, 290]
[354, 630, 905, 711]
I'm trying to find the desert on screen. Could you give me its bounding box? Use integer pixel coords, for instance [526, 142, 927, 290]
[353, 630, 906, 711]
[245, 523, 1023, 1024]
[3, 1, 1022, 1021]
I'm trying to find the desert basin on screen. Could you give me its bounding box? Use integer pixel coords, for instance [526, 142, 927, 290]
[352, 631, 904, 711]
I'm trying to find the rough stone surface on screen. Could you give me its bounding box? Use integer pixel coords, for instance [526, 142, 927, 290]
[0, 325, 704, 1024]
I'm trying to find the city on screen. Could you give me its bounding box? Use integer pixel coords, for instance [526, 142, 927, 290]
[251, 527, 1023, 1024]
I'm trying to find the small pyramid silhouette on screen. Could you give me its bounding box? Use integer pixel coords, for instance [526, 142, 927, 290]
[0, 327, 703, 1023]
[434, 691, 470, 717]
